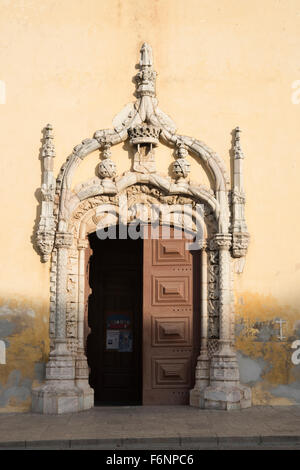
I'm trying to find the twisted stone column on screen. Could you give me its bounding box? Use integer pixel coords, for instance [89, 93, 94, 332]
[190, 243, 210, 407]
[203, 233, 251, 410]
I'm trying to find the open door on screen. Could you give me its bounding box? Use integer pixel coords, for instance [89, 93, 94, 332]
[87, 232, 143, 405]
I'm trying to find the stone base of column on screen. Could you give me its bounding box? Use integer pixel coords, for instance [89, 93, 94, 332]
[203, 340, 252, 410]
[189, 350, 210, 408]
[31, 340, 92, 414]
[75, 349, 94, 410]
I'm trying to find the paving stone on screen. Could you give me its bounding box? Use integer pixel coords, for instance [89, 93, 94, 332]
[0, 405, 300, 449]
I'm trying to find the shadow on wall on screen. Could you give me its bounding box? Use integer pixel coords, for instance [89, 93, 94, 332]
[235, 292, 300, 405]
[0, 298, 49, 413]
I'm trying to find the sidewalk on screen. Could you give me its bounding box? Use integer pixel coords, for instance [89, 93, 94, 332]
[0, 405, 300, 449]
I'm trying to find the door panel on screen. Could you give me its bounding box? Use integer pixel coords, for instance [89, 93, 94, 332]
[143, 227, 201, 405]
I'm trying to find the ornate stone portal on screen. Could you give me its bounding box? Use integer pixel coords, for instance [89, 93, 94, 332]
[33, 43, 251, 413]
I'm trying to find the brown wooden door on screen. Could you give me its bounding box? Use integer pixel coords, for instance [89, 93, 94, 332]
[87, 232, 143, 405]
[143, 227, 201, 405]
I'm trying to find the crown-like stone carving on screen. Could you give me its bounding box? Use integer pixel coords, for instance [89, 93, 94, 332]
[128, 124, 161, 174]
[128, 124, 160, 146]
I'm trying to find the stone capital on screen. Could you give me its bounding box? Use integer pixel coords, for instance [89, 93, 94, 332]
[55, 232, 73, 249]
[77, 238, 89, 250]
[210, 233, 232, 251]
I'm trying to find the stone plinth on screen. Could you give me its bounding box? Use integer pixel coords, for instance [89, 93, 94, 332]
[31, 340, 93, 414]
[203, 340, 251, 410]
[75, 348, 94, 410]
[189, 350, 210, 408]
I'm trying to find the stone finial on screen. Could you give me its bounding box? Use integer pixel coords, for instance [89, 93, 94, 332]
[42, 123, 56, 159]
[140, 42, 153, 67]
[135, 42, 157, 98]
[234, 126, 244, 160]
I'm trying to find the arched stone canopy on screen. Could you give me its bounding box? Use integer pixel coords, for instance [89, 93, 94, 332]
[33, 43, 251, 414]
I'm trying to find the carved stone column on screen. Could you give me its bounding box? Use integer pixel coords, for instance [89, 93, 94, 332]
[190, 243, 210, 407]
[75, 238, 94, 409]
[32, 232, 85, 414]
[204, 233, 251, 410]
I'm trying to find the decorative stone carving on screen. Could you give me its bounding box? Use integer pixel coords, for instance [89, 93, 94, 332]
[33, 43, 251, 414]
[129, 124, 160, 174]
[55, 232, 73, 249]
[210, 233, 232, 251]
[207, 248, 219, 339]
[135, 42, 157, 98]
[232, 232, 251, 258]
[231, 127, 250, 259]
[97, 143, 117, 180]
[36, 124, 56, 262]
[173, 143, 191, 181]
[129, 124, 160, 146]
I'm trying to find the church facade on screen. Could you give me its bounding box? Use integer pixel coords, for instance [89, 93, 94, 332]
[0, 1, 300, 413]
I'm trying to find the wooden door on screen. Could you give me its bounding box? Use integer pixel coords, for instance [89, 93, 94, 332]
[87, 233, 143, 405]
[143, 227, 201, 405]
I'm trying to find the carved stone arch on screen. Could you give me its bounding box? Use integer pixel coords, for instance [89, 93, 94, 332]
[33, 43, 251, 414]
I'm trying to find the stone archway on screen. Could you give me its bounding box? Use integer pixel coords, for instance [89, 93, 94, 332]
[33, 43, 251, 413]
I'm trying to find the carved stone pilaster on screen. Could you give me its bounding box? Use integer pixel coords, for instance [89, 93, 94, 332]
[32, 229, 83, 414]
[36, 124, 56, 262]
[203, 232, 251, 409]
[231, 127, 250, 259]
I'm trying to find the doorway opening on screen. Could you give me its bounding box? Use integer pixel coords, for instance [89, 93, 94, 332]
[86, 225, 201, 406]
[87, 228, 143, 405]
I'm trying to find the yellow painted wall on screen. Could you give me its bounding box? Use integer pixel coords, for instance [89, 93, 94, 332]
[0, 0, 300, 410]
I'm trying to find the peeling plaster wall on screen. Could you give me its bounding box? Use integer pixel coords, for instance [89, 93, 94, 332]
[235, 293, 300, 405]
[0, 0, 300, 410]
[0, 300, 49, 412]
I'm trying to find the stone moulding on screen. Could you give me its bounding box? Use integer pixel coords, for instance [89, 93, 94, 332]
[33, 42, 251, 414]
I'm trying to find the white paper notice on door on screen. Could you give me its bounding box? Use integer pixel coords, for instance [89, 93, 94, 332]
[106, 330, 120, 350]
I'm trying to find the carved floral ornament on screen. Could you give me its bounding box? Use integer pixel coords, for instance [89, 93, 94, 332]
[36, 43, 249, 263]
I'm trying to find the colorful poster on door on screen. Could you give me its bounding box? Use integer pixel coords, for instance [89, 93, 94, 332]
[106, 313, 131, 330]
